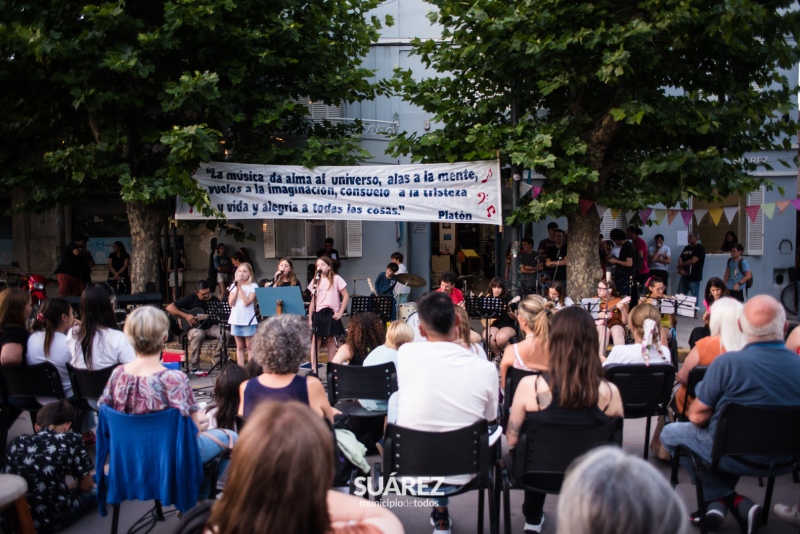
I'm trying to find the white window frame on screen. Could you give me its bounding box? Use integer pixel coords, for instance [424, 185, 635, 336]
[262, 219, 362, 259]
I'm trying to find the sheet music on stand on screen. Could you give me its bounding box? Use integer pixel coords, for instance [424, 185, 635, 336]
[464, 296, 506, 320]
[673, 294, 698, 318]
[206, 300, 232, 323]
[350, 295, 393, 323]
[580, 298, 602, 320]
[650, 297, 676, 315]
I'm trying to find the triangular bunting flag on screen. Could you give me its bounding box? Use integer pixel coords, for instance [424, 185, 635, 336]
[708, 208, 724, 226]
[653, 209, 667, 224]
[579, 199, 594, 216]
[723, 206, 739, 224]
[694, 209, 708, 224]
[776, 200, 791, 214]
[791, 199, 800, 211]
[531, 186, 542, 199]
[519, 183, 532, 197]
[744, 205, 760, 223]
[680, 210, 693, 226]
[595, 204, 608, 218]
[667, 210, 679, 224]
[762, 203, 776, 220]
[625, 211, 636, 224]
[639, 208, 653, 223]
[610, 208, 622, 220]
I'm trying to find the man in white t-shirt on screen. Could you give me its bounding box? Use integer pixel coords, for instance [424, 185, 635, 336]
[391, 252, 411, 304]
[393, 291, 498, 534]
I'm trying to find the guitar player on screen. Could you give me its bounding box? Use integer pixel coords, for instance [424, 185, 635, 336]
[165, 280, 221, 374]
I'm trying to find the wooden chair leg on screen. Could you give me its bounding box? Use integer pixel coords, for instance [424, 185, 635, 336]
[13, 494, 35, 534]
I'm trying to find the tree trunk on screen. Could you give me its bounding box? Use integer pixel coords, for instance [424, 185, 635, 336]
[566, 209, 603, 302]
[127, 201, 170, 294]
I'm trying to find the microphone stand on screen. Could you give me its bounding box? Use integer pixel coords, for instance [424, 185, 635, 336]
[551, 249, 562, 287]
[310, 272, 320, 377]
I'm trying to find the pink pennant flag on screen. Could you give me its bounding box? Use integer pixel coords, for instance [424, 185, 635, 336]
[776, 200, 791, 214]
[639, 208, 653, 223]
[744, 205, 760, 223]
[680, 210, 693, 226]
[531, 186, 542, 199]
[791, 199, 800, 211]
[579, 199, 594, 216]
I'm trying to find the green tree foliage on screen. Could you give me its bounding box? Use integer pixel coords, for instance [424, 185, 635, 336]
[388, 0, 799, 297]
[0, 0, 390, 290]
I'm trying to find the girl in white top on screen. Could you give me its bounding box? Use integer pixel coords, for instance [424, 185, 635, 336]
[27, 298, 76, 398]
[308, 256, 349, 371]
[68, 284, 135, 370]
[228, 262, 259, 366]
[603, 302, 671, 366]
[548, 281, 574, 310]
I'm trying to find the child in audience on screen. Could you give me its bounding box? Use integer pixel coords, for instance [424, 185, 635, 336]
[204, 364, 248, 431]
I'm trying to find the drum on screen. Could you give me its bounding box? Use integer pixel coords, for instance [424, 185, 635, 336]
[398, 302, 417, 322]
[405, 311, 425, 342]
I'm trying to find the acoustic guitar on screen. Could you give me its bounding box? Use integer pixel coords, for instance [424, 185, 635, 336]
[171, 307, 211, 335]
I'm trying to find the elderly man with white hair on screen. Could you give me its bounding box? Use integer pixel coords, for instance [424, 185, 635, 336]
[661, 295, 800, 533]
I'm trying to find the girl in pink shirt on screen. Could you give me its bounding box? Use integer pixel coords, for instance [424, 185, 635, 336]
[308, 256, 349, 369]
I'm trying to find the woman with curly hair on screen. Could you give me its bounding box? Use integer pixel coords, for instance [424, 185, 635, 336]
[238, 315, 333, 421]
[332, 311, 386, 366]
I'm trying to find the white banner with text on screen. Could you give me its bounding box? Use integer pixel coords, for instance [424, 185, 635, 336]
[175, 160, 502, 225]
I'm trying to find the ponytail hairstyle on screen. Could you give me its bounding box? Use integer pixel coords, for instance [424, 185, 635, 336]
[628, 303, 667, 365]
[32, 298, 72, 358]
[517, 294, 555, 342]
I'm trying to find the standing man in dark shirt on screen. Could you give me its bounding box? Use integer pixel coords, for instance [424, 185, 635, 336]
[518, 237, 538, 290]
[316, 237, 341, 273]
[166, 280, 221, 373]
[545, 229, 568, 290]
[677, 231, 706, 298]
[56, 234, 94, 297]
[608, 228, 635, 296]
[537, 222, 559, 255]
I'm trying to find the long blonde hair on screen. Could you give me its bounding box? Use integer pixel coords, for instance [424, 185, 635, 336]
[517, 294, 554, 342]
[628, 303, 667, 365]
[237, 262, 256, 285]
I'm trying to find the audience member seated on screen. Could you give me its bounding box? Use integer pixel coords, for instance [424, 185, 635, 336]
[674, 298, 746, 414]
[390, 291, 497, 534]
[594, 278, 629, 359]
[661, 295, 800, 532]
[332, 312, 385, 366]
[203, 364, 248, 430]
[602, 303, 671, 366]
[98, 306, 235, 500]
[454, 305, 487, 358]
[244, 358, 262, 378]
[556, 446, 687, 534]
[485, 277, 517, 358]
[68, 283, 135, 370]
[547, 281, 573, 311]
[499, 294, 553, 389]
[360, 321, 414, 412]
[0, 288, 32, 366]
[238, 314, 333, 421]
[507, 307, 623, 533]
[27, 298, 76, 397]
[688, 277, 729, 349]
[3, 400, 95, 533]
[182, 402, 403, 534]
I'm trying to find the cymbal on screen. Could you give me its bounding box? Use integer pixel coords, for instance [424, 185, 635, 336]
[394, 273, 427, 287]
[457, 275, 474, 281]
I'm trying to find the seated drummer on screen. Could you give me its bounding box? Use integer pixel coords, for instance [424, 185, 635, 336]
[375, 263, 398, 296]
[643, 276, 675, 346]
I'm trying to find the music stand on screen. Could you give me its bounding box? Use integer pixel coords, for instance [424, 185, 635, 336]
[350, 295, 394, 323]
[580, 298, 602, 320]
[465, 296, 506, 357]
[255, 286, 306, 317]
[673, 295, 698, 318]
[206, 300, 232, 374]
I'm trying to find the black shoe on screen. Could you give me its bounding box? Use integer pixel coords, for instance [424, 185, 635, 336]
[689, 501, 727, 531]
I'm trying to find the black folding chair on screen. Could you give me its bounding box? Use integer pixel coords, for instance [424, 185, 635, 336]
[501, 367, 541, 430]
[0, 362, 66, 432]
[671, 403, 800, 532]
[66, 363, 118, 414]
[676, 365, 708, 421]
[604, 363, 676, 459]
[327, 362, 397, 450]
[375, 420, 498, 534]
[498, 415, 623, 534]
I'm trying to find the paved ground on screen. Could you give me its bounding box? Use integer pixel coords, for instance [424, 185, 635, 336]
[6, 313, 800, 533]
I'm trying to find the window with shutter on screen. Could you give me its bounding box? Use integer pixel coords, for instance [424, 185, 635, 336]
[744, 187, 764, 255]
[599, 211, 627, 239]
[345, 221, 362, 258]
[262, 219, 361, 258]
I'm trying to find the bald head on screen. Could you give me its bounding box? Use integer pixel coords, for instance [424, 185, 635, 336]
[739, 295, 786, 342]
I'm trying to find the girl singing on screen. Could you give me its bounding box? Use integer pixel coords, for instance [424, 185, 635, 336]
[308, 256, 349, 371]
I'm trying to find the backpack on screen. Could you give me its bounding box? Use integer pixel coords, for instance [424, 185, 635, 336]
[738, 259, 753, 289]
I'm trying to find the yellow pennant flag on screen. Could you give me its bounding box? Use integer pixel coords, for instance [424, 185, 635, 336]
[708, 207, 724, 226]
[610, 208, 622, 220]
[653, 209, 667, 224]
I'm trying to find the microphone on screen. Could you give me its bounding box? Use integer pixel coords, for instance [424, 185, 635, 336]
[228, 281, 237, 292]
[606, 268, 612, 284]
[315, 269, 322, 282]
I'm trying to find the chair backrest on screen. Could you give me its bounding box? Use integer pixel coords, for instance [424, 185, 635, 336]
[711, 403, 800, 472]
[514, 415, 623, 494]
[680, 365, 708, 416]
[66, 363, 118, 401]
[0, 362, 65, 401]
[502, 367, 541, 428]
[383, 419, 489, 484]
[603, 364, 676, 419]
[327, 362, 397, 405]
